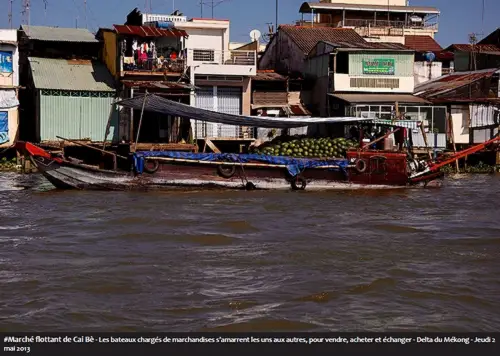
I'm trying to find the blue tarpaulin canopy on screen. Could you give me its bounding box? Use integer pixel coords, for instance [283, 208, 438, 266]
[116, 94, 421, 129]
[133, 151, 349, 177]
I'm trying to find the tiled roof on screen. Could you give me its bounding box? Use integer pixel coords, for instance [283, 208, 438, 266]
[21, 25, 98, 43]
[446, 44, 500, 55]
[28, 57, 115, 92]
[279, 25, 365, 54]
[113, 25, 188, 38]
[405, 36, 442, 52]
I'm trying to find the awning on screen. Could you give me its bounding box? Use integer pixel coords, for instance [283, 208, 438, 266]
[116, 94, 422, 129]
[329, 93, 431, 105]
[0, 89, 19, 109]
[113, 25, 188, 38]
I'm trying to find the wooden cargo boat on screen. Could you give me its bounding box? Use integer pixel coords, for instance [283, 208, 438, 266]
[19, 94, 499, 191]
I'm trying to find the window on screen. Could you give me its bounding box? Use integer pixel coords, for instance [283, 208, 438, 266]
[193, 49, 215, 62]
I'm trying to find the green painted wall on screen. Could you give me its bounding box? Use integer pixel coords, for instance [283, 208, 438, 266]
[349, 53, 414, 77]
[39, 90, 119, 142]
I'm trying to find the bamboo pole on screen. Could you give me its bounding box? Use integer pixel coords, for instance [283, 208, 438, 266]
[146, 156, 345, 169]
[447, 112, 460, 173]
[55, 136, 127, 160]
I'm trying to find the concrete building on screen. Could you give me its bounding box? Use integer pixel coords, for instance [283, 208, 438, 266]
[0, 29, 19, 149]
[124, 9, 258, 142]
[298, 0, 440, 44]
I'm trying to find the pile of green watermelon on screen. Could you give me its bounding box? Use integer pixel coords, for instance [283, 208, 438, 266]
[250, 136, 358, 159]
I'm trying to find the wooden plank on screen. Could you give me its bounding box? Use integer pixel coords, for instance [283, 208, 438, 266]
[204, 138, 221, 153]
[447, 112, 460, 173]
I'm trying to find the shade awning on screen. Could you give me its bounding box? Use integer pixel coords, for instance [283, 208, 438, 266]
[116, 94, 422, 129]
[113, 25, 188, 38]
[329, 93, 431, 105]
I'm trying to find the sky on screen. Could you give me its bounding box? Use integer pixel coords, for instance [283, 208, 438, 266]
[1, 0, 499, 47]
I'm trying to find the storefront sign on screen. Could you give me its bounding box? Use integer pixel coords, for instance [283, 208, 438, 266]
[362, 58, 395, 75]
[0, 51, 13, 73]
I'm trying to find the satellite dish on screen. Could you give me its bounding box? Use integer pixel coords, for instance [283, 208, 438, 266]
[250, 29, 262, 42]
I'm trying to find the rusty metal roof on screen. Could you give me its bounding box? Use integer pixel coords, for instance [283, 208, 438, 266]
[414, 68, 499, 99]
[121, 80, 193, 90]
[113, 25, 188, 38]
[446, 44, 500, 55]
[405, 36, 442, 52]
[254, 71, 287, 81]
[299, 2, 440, 14]
[279, 25, 366, 54]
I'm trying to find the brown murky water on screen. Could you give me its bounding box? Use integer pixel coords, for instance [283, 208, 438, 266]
[0, 173, 499, 332]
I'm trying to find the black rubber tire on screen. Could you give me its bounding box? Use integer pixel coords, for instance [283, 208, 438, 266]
[245, 182, 256, 190]
[217, 165, 236, 178]
[355, 159, 368, 174]
[291, 176, 307, 191]
[143, 160, 160, 174]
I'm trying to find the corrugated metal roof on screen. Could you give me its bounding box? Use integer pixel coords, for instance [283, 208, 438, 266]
[446, 44, 500, 55]
[414, 68, 498, 99]
[280, 25, 366, 54]
[299, 2, 440, 14]
[405, 36, 442, 52]
[113, 25, 188, 38]
[28, 57, 115, 92]
[21, 25, 98, 43]
[329, 93, 430, 104]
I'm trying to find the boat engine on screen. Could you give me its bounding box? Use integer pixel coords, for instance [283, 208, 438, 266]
[407, 159, 428, 175]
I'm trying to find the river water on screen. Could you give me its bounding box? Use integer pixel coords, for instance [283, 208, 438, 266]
[0, 172, 499, 332]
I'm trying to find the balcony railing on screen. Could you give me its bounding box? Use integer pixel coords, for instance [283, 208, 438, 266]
[121, 56, 186, 74]
[188, 49, 256, 66]
[340, 19, 438, 30]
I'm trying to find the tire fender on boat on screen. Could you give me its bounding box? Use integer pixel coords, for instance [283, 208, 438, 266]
[355, 158, 368, 174]
[144, 160, 160, 174]
[217, 165, 236, 178]
[291, 176, 307, 191]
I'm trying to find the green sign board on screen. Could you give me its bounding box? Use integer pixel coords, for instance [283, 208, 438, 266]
[362, 58, 395, 75]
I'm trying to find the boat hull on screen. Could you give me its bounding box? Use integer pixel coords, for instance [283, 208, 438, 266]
[30, 154, 443, 191]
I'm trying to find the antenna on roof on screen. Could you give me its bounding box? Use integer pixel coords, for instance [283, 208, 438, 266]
[84, 0, 88, 29]
[21, 0, 31, 33]
[8, 0, 13, 29]
[43, 0, 48, 25]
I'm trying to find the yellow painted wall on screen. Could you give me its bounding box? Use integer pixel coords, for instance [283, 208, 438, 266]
[103, 31, 118, 78]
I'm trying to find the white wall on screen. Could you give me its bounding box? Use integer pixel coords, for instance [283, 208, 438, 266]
[0, 29, 19, 87]
[322, 0, 407, 6]
[414, 62, 442, 85]
[183, 28, 225, 51]
[334, 74, 414, 93]
[451, 105, 470, 144]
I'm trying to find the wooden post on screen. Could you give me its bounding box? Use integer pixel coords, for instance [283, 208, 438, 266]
[447, 112, 460, 173]
[129, 88, 134, 144]
[420, 121, 433, 160]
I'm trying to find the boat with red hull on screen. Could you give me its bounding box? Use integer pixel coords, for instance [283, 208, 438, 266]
[21, 141, 447, 191]
[18, 94, 499, 191]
